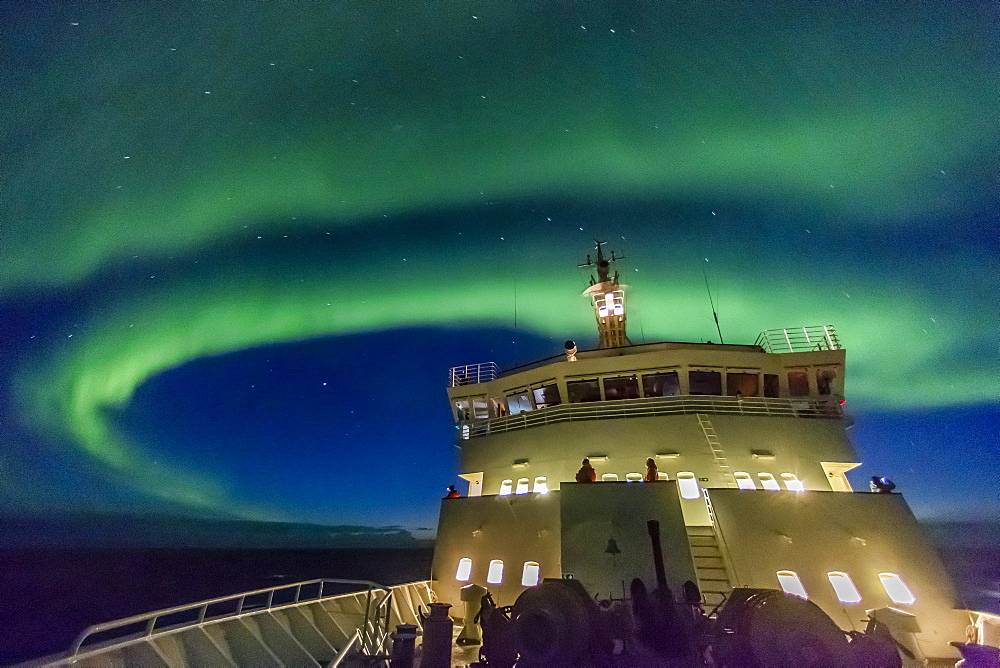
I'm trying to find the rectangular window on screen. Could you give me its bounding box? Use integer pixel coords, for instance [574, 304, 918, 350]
[521, 562, 541, 587]
[604, 375, 639, 400]
[532, 383, 561, 408]
[817, 368, 838, 395]
[472, 396, 489, 419]
[781, 473, 805, 492]
[515, 478, 530, 495]
[455, 558, 473, 582]
[787, 370, 810, 396]
[506, 391, 533, 415]
[734, 472, 756, 490]
[758, 473, 781, 491]
[492, 398, 507, 417]
[776, 571, 808, 599]
[878, 573, 915, 605]
[642, 371, 680, 397]
[454, 399, 471, 421]
[763, 374, 780, 398]
[567, 379, 601, 403]
[499, 479, 513, 496]
[677, 472, 701, 499]
[827, 571, 862, 603]
[532, 477, 548, 494]
[727, 372, 759, 397]
[689, 371, 722, 395]
[487, 560, 504, 585]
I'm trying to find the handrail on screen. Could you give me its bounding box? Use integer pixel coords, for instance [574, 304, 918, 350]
[69, 578, 392, 659]
[461, 394, 842, 439]
[754, 325, 841, 353]
[330, 629, 362, 667]
[449, 362, 498, 387]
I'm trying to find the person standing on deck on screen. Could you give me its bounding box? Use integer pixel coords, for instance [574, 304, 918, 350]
[644, 458, 659, 482]
[576, 458, 597, 483]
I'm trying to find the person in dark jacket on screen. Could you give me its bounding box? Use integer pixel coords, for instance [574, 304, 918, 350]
[575, 458, 597, 483]
[445, 485, 461, 498]
[644, 457, 659, 482]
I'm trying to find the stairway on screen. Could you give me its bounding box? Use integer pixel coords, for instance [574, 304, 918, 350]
[685, 525, 732, 609]
[696, 413, 737, 488]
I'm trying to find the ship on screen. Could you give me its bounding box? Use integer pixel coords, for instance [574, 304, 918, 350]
[26, 243, 999, 667]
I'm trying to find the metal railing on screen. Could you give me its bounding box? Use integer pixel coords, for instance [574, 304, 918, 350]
[449, 362, 498, 387]
[67, 578, 394, 662]
[754, 326, 841, 353]
[462, 394, 842, 438]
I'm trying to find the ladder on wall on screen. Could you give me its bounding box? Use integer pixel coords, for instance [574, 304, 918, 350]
[696, 414, 737, 488]
[685, 525, 733, 609]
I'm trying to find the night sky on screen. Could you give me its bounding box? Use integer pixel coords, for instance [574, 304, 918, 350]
[2, 2, 996, 535]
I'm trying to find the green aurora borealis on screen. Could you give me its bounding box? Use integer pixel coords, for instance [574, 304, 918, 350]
[2, 2, 997, 523]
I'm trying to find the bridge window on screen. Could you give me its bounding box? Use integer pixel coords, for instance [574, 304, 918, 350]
[454, 399, 470, 422]
[657, 472, 669, 481]
[689, 371, 722, 395]
[604, 375, 640, 400]
[521, 562, 541, 587]
[602, 473, 619, 482]
[532, 383, 561, 408]
[625, 473, 643, 483]
[758, 473, 781, 491]
[734, 472, 756, 490]
[567, 379, 602, 403]
[491, 398, 507, 417]
[455, 558, 473, 582]
[817, 368, 838, 395]
[727, 372, 759, 397]
[781, 473, 805, 491]
[776, 570, 808, 599]
[763, 374, 780, 398]
[472, 396, 490, 419]
[506, 391, 533, 415]
[787, 370, 810, 396]
[878, 573, 915, 604]
[487, 560, 504, 585]
[827, 571, 862, 603]
[642, 371, 680, 397]
[499, 479, 513, 496]
[515, 478, 530, 495]
[677, 472, 701, 499]
[533, 477, 548, 494]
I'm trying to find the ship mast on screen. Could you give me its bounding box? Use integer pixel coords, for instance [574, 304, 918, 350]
[580, 241, 631, 349]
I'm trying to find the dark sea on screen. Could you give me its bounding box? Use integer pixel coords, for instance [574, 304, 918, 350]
[2, 522, 995, 665]
[1, 547, 434, 665]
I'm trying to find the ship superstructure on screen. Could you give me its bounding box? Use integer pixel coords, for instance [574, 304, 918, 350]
[431, 243, 984, 665]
